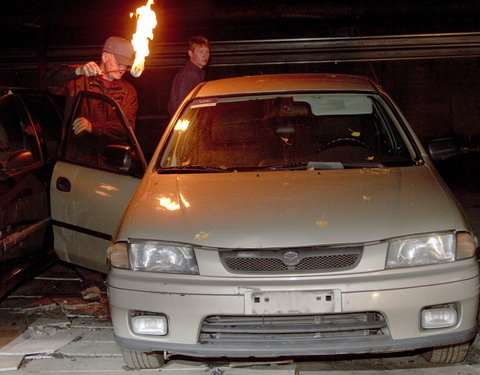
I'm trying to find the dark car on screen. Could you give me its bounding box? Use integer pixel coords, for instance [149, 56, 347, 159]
[0, 87, 63, 299]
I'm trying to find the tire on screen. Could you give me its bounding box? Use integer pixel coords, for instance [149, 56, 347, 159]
[121, 348, 165, 369]
[422, 342, 470, 364]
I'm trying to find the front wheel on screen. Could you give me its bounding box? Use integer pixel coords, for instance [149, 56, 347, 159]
[422, 342, 470, 364]
[121, 348, 165, 369]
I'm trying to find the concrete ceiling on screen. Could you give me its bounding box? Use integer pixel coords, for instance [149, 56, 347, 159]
[1, 0, 479, 48]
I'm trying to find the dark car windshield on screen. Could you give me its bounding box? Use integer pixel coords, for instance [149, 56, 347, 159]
[157, 93, 417, 172]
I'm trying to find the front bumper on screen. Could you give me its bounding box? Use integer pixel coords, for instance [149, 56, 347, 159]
[114, 328, 477, 358]
[108, 262, 479, 358]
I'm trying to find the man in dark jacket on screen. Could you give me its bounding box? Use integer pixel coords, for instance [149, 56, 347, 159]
[45, 36, 138, 302]
[167, 35, 210, 116]
[46, 36, 138, 140]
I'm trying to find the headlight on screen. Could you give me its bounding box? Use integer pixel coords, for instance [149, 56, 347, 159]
[386, 232, 475, 269]
[108, 240, 199, 274]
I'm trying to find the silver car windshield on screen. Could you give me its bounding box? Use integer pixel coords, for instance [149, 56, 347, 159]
[157, 93, 418, 172]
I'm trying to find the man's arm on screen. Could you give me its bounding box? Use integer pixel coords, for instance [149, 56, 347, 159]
[176, 71, 201, 106]
[45, 62, 103, 96]
[44, 65, 79, 96]
[168, 70, 202, 115]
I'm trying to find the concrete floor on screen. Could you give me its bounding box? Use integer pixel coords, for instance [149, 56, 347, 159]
[1, 261, 480, 374]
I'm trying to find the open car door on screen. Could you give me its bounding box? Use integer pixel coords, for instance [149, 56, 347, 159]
[50, 91, 147, 272]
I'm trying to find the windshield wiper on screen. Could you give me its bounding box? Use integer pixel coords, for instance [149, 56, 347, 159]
[157, 165, 233, 174]
[380, 160, 417, 167]
[342, 162, 385, 169]
[259, 161, 385, 170]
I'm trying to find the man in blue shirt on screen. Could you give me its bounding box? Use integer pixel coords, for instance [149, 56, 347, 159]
[167, 35, 210, 116]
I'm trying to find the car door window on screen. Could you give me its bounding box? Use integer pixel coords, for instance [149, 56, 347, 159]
[0, 92, 40, 169]
[60, 91, 146, 176]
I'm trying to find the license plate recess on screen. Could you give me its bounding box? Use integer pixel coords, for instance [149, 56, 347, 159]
[244, 289, 341, 315]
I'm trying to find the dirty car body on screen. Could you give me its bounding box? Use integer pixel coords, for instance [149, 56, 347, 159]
[0, 87, 62, 299]
[59, 74, 478, 367]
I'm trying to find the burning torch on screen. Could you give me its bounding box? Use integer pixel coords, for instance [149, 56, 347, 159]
[130, 0, 157, 78]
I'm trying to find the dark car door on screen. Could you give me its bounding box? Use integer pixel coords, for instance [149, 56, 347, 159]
[50, 91, 147, 272]
[0, 89, 61, 298]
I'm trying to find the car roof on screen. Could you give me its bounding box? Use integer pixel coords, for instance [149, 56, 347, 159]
[194, 73, 382, 98]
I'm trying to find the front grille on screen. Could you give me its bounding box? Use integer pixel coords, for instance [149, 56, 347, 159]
[220, 246, 362, 273]
[199, 312, 387, 343]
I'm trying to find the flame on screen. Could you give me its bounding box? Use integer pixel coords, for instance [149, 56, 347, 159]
[130, 0, 157, 77]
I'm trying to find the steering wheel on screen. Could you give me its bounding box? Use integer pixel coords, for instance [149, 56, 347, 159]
[317, 137, 372, 153]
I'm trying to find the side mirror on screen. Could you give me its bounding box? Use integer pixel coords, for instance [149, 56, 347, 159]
[428, 138, 461, 161]
[6, 150, 34, 169]
[102, 145, 144, 178]
[102, 145, 133, 172]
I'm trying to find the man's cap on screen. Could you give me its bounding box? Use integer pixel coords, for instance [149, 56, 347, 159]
[103, 36, 135, 66]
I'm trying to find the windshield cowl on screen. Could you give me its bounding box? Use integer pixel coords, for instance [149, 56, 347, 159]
[155, 160, 420, 173]
[157, 165, 234, 174]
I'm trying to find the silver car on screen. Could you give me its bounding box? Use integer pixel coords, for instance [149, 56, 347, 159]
[51, 74, 479, 369]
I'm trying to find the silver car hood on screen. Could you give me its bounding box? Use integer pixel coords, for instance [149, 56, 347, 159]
[119, 165, 467, 248]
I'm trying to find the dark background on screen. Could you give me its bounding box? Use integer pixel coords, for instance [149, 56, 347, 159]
[2, 1, 479, 45]
[1, 1, 480, 158]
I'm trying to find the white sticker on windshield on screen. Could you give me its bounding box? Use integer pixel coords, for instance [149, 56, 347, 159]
[294, 95, 372, 115]
[191, 98, 218, 108]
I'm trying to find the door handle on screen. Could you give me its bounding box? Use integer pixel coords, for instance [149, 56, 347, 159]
[56, 177, 71, 192]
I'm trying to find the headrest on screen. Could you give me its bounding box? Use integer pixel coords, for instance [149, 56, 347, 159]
[211, 111, 256, 144]
[278, 99, 311, 117]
